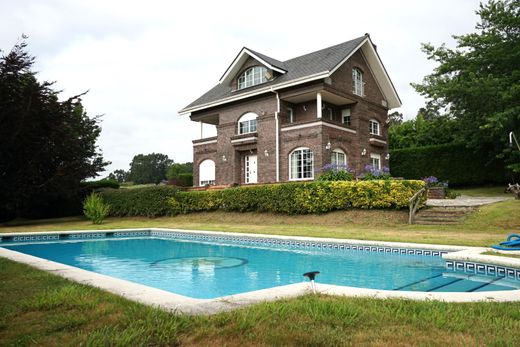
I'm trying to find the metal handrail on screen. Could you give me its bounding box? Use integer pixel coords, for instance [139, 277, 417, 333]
[408, 187, 427, 224]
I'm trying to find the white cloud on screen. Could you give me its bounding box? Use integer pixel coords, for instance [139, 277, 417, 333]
[0, 0, 482, 176]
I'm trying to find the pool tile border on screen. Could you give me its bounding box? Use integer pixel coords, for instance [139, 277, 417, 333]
[2, 228, 452, 257]
[2, 228, 520, 313]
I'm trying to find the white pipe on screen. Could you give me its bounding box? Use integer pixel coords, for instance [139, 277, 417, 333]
[271, 88, 280, 182]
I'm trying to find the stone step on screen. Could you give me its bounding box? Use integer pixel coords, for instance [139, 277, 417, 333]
[414, 220, 462, 225]
[414, 217, 464, 223]
[413, 206, 476, 225]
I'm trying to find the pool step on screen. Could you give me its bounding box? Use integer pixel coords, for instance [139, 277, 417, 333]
[414, 207, 476, 225]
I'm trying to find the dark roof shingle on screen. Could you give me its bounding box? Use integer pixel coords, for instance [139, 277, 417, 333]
[182, 35, 367, 111]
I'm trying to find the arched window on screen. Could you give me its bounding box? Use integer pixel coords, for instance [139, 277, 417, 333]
[289, 147, 314, 180]
[238, 112, 258, 134]
[238, 66, 268, 89]
[352, 67, 364, 96]
[369, 119, 380, 135]
[199, 159, 215, 186]
[331, 149, 347, 167]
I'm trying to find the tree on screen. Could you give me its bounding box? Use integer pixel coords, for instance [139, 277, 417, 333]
[127, 153, 173, 184]
[389, 114, 460, 150]
[387, 111, 404, 126]
[0, 38, 109, 221]
[108, 169, 129, 183]
[412, 0, 520, 172]
[165, 162, 193, 180]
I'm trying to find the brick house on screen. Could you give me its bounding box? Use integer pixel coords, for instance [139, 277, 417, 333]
[179, 34, 401, 186]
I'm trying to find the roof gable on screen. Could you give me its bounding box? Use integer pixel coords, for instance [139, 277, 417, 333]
[180, 34, 401, 114]
[219, 47, 287, 85]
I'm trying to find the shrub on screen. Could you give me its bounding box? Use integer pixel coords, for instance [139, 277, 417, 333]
[100, 186, 180, 217]
[82, 179, 120, 190]
[390, 143, 511, 185]
[83, 193, 110, 224]
[317, 164, 355, 182]
[99, 180, 425, 217]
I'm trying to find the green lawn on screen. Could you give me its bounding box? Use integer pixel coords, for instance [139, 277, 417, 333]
[2, 200, 519, 247]
[453, 185, 511, 197]
[1, 258, 520, 346]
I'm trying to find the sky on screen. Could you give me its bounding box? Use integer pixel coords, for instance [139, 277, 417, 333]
[0, 0, 483, 176]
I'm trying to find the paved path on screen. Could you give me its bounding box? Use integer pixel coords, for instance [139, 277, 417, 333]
[427, 195, 513, 207]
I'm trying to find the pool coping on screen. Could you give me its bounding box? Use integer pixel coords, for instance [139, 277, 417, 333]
[1, 227, 520, 314]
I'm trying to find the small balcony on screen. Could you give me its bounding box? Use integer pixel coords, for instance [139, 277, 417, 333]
[230, 132, 258, 146]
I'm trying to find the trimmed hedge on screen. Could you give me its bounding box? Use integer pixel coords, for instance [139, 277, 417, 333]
[390, 143, 510, 186]
[100, 180, 425, 217]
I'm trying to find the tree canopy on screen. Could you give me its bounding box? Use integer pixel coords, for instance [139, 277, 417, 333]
[127, 153, 173, 184]
[411, 0, 520, 172]
[0, 38, 109, 220]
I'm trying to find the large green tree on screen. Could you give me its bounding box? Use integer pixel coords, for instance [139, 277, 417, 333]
[0, 38, 109, 221]
[127, 153, 173, 184]
[412, 0, 520, 172]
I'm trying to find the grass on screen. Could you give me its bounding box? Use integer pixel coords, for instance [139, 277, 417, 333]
[453, 185, 511, 197]
[1, 258, 520, 346]
[1, 200, 519, 247]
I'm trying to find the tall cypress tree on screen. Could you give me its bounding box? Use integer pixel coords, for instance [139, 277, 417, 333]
[0, 38, 109, 221]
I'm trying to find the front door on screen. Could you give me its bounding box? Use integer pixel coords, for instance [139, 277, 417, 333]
[245, 154, 257, 184]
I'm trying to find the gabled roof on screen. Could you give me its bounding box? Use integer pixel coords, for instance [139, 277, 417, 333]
[179, 34, 401, 114]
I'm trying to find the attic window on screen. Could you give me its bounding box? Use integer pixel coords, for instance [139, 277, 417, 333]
[238, 66, 268, 90]
[352, 67, 364, 96]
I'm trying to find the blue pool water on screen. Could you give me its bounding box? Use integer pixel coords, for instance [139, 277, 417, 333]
[3, 236, 520, 299]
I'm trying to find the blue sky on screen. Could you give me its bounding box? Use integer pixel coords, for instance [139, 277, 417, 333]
[0, 0, 482, 176]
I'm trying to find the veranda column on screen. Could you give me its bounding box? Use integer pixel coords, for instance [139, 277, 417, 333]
[316, 92, 322, 119]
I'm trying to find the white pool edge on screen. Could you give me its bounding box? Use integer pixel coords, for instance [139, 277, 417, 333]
[2, 228, 520, 314]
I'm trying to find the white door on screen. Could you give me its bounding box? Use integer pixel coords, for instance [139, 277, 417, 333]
[245, 155, 257, 184]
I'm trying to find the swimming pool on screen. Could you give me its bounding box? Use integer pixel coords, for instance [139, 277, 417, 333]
[2, 229, 520, 300]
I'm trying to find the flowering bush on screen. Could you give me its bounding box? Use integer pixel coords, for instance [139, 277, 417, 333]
[422, 176, 448, 188]
[361, 165, 391, 180]
[317, 163, 355, 181]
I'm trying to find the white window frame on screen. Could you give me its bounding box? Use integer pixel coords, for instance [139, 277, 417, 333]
[199, 159, 216, 186]
[342, 109, 351, 126]
[352, 67, 364, 96]
[331, 149, 347, 167]
[238, 112, 258, 135]
[370, 153, 381, 170]
[369, 119, 380, 135]
[289, 147, 314, 181]
[287, 107, 294, 123]
[237, 66, 268, 90]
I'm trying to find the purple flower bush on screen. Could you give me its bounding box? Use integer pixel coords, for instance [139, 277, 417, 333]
[317, 163, 355, 181]
[361, 165, 391, 180]
[422, 176, 448, 187]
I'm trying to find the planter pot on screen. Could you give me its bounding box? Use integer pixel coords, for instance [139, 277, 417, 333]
[427, 187, 446, 199]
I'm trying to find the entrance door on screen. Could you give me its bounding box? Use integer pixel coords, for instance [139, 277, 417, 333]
[245, 154, 257, 184]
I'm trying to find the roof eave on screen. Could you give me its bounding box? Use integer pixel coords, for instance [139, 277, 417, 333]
[178, 71, 329, 115]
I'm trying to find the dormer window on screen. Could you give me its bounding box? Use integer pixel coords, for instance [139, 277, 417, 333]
[238, 112, 258, 134]
[238, 66, 268, 90]
[352, 67, 364, 96]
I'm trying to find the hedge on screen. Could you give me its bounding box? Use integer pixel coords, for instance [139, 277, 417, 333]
[99, 180, 425, 217]
[390, 143, 510, 186]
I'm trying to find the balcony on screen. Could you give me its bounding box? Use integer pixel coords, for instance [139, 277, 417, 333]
[230, 132, 258, 146]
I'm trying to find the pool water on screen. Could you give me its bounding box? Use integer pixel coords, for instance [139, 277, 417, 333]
[4, 236, 520, 299]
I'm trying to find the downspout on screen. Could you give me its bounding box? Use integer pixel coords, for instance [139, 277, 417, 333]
[270, 88, 280, 182]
